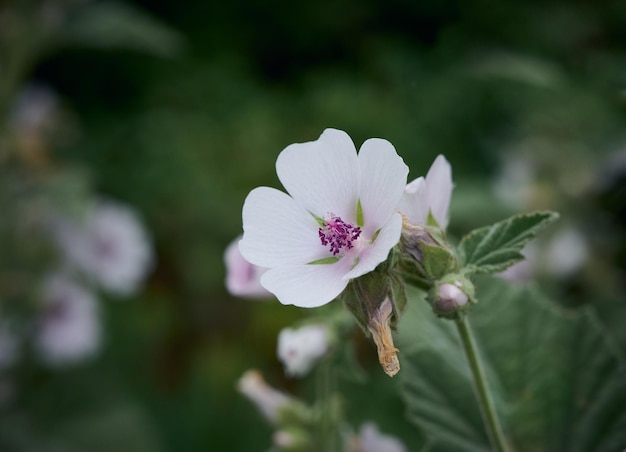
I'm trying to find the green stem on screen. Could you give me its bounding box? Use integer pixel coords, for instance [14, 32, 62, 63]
[455, 316, 511, 452]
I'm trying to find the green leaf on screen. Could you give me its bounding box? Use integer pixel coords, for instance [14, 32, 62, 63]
[59, 2, 184, 57]
[397, 277, 626, 452]
[458, 211, 558, 274]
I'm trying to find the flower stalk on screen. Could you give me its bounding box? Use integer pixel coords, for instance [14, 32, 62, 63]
[455, 316, 510, 452]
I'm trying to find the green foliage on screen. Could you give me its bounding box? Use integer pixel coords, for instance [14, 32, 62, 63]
[398, 277, 626, 452]
[458, 212, 559, 274]
[59, 2, 184, 57]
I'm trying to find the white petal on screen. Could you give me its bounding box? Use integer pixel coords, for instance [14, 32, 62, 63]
[425, 155, 453, 229]
[343, 213, 403, 280]
[398, 176, 428, 225]
[276, 129, 359, 220]
[357, 138, 409, 235]
[260, 259, 353, 308]
[240, 187, 322, 268]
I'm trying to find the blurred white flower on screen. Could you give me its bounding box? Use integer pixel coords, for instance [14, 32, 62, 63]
[499, 225, 588, 282]
[497, 243, 537, 283]
[240, 128, 408, 308]
[348, 422, 407, 452]
[10, 84, 60, 140]
[35, 275, 101, 366]
[237, 369, 292, 424]
[399, 155, 453, 230]
[544, 226, 588, 278]
[53, 199, 153, 296]
[224, 236, 271, 298]
[277, 324, 329, 377]
[492, 154, 535, 209]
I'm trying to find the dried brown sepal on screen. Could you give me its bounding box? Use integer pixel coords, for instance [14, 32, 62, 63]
[367, 298, 400, 377]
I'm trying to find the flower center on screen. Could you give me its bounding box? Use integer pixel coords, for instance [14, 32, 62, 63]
[318, 214, 361, 256]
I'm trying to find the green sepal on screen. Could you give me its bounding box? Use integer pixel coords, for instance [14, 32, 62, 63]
[340, 266, 406, 335]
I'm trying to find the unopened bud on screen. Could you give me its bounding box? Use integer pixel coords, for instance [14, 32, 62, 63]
[399, 218, 457, 282]
[437, 283, 468, 310]
[237, 369, 291, 424]
[427, 274, 475, 320]
[367, 298, 400, 377]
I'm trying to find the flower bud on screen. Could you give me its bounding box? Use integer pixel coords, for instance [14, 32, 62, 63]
[427, 274, 476, 320]
[399, 220, 457, 282]
[237, 369, 292, 424]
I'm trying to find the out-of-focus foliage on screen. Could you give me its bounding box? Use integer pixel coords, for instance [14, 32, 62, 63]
[1, 0, 625, 450]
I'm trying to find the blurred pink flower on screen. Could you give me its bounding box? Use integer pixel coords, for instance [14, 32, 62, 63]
[35, 274, 101, 366]
[224, 236, 271, 298]
[52, 199, 153, 296]
[240, 128, 408, 308]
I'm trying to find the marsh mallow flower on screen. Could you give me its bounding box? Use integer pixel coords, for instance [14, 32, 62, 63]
[399, 155, 453, 230]
[277, 324, 330, 377]
[53, 199, 153, 296]
[240, 129, 409, 308]
[224, 236, 271, 299]
[35, 275, 101, 366]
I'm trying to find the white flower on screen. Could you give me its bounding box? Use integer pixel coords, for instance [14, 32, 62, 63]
[53, 199, 153, 296]
[399, 155, 453, 230]
[224, 236, 271, 298]
[239, 129, 409, 308]
[35, 275, 101, 366]
[277, 324, 329, 377]
[237, 369, 292, 424]
[348, 422, 407, 452]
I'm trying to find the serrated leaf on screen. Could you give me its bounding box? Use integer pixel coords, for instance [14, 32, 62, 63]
[59, 2, 184, 57]
[458, 211, 558, 274]
[397, 277, 626, 452]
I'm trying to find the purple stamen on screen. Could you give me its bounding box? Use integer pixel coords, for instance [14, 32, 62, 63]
[318, 214, 361, 255]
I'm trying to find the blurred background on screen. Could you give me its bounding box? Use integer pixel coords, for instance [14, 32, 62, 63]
[1, 0, 625, 450]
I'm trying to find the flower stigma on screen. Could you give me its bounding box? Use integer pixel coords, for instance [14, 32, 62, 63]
[318, 213, 361, 256]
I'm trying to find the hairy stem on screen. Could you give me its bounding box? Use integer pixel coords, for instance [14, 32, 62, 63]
[456, 316, 511, 452]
